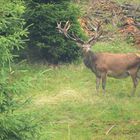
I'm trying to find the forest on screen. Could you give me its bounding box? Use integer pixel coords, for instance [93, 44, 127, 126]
[0, 0, 140, 139]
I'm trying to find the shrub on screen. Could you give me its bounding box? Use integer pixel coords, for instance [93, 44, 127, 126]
[0, 0, 39, 139]
[25, 0, 84, 63]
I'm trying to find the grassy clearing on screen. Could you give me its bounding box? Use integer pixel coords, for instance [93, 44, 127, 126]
[17, 64, 140, 140]
[14, 41, 140, 140]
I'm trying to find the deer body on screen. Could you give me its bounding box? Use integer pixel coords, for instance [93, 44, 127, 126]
[57, 20, 140, 95]
[83, 50, 140, 94]
[84, 51, 140, 78]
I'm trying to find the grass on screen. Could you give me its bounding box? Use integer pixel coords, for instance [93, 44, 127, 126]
[13, 40, 140, 140]
[93, 38, 137, 53]
[17, 64, 140, 140]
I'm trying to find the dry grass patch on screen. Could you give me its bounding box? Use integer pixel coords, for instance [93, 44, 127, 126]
[33, 88, 84, 106]
[33, 87, 104, 107]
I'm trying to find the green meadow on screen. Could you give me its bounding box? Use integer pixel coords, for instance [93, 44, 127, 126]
[14, 40, 140, 140]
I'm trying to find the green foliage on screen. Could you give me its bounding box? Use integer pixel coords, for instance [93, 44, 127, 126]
[0, 0, 39, 139]
[0, 70, 39, 140]
[0, 105, 39, 140]
[25, 1, 83, 63]
[0, 0, 28, 66]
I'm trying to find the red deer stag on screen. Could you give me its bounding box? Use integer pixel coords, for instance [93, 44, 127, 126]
[56, 21, 140, 95]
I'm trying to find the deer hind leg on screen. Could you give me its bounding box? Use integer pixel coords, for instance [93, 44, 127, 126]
[131, 75, 138, 96]
[130, 69, 138, 96]
[101, 72, 107, 95]
[96, 76, 101, 93]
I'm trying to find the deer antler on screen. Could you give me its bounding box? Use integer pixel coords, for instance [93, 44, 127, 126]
[56, 21, 70, 37]
[87, 19, 103, 44]
[56, 20, 103, 46]
[56, 21, 85, 44]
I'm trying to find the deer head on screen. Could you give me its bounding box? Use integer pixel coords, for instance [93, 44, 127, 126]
[56, 20, 103, 53]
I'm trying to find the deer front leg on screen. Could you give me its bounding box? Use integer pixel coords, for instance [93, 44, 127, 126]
[130, 69, 138, 96]
[101, 73, 107, 95]
[131, 75, 138, 96]
[96, 76, 101, 93]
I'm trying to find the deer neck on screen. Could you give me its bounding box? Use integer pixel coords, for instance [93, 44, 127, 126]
[82, 49, 95, 58]
[83, 49, 97, 73]
[83, 49, 97, 64]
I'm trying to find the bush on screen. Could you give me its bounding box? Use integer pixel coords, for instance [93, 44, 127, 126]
[25, 0, 84, 63]
[0, 0, 39, 139]
[0, 72, 39, 140]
